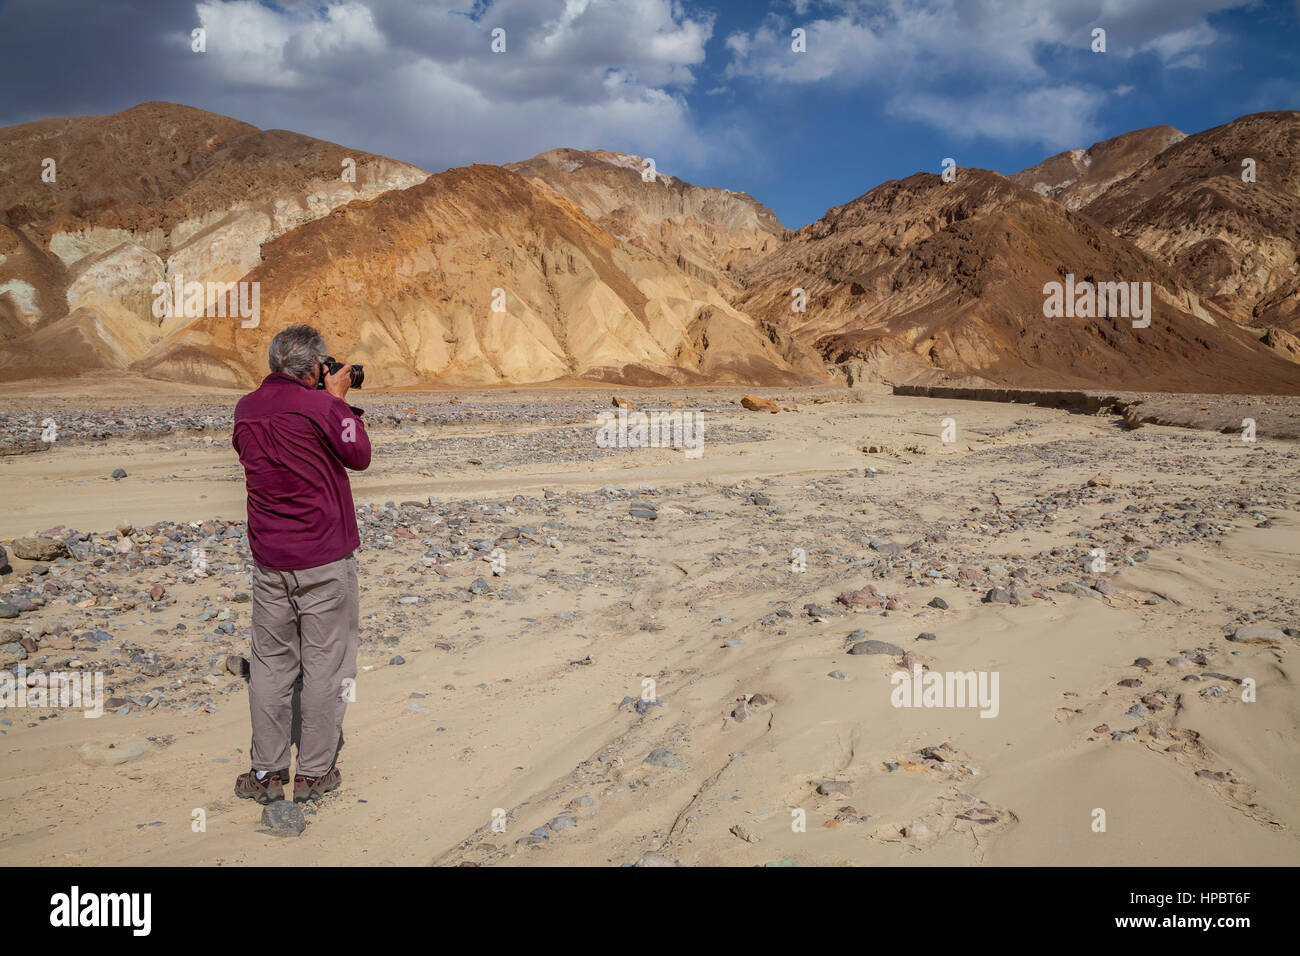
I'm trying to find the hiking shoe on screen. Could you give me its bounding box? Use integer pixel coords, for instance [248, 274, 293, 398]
[294, 766, 342, 803]
[235, 768, 289, 804]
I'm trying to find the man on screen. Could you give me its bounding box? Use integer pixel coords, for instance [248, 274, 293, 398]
[231, 324, 371, 804]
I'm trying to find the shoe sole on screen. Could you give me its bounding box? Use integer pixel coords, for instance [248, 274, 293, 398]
[235, 788, 284, 805]
[293, 776, 341, 804]
[235, 774, 287, 805]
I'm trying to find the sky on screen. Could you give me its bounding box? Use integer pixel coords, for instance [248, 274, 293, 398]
[1, 0, 1298, 228]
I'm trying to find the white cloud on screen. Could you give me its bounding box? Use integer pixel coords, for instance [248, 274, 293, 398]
[189, 0, 716, 165]
[722, 0, 1251, 145]
[1136, 21, 1218, 69]
[889, 85, 1107, 149]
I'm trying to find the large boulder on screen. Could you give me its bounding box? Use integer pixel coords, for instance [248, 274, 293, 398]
[741, 394, 780, 413]
[10, 537, 69, 562]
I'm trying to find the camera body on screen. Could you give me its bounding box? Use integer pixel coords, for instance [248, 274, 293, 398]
[317, 356, 364, 390]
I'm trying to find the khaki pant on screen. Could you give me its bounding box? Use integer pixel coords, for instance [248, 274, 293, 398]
[248, 554, 358, 777]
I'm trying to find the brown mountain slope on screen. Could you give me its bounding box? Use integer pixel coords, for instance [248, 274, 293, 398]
[505, 148, 784, 294]
[736, 168, 1300, 394]
[0, 101, 427, 376]
[1010, 125, 1185, 209]
[1081, 111, 1300, 327]
[139, 163, 822, 388]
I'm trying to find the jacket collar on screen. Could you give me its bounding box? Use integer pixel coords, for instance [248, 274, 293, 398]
[263, 371, 313, 390]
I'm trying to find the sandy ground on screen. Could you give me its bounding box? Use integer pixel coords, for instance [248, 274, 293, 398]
[1, 383, 1298, 866]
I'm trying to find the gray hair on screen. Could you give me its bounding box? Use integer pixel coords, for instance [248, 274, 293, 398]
[268, 324, 327, 379]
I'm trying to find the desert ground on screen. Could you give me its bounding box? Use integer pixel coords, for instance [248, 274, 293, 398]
[1, 377, 1298, 866]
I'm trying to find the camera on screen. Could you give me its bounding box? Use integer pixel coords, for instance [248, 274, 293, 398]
[317, 356, 364, 390]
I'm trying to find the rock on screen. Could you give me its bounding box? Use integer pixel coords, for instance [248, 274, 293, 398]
[0, 604, 19, 619]
[837, 587, 881, 608]
[0, 544, 9, 575]
[644, 748, 685, 770]
[1091, 578, 1118, 597]
[731, 700, 752, 722]
[916, 632, 937, 641]
[611, 395, 635, 410]
[1057, 581, 1102, 599]
[982, 587, 1012, 604]
[79, 735, 150, 767]
[111, 468, 128, 480]
[1087, 474, 1111, 488]
[628, 505, 658, 520]
[740, 395, 779, 413]
[149, 584, 165, 601]
[632, 851, 679, 867]
[817, 780, 853, 796]
[11, 536, 69, 562]
[548, 815, 577, 832]
[1121, 407, 1144, 430]
[848, 639, 904, 655]
[260, 800, 307, 837]
[730, 823, 761, 843]
[390, 655, 406, 665]
[902, 822, 932, 839]
[0, 643, 26, 665]
[226, 655, 250, 679]
[828, 670, 849, 680]
[1229, 624, 1286, 645]
[927, 597, 948, 610]
[920, 746, 956, 762]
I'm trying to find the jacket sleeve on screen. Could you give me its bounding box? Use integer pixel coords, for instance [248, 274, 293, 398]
[318, 398, 372, 471]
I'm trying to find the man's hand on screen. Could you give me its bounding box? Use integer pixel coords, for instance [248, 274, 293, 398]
[324, 363, 353, 400]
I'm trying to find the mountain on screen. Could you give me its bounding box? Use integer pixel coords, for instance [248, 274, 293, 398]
[1010, 125, 1185, 209]
[1028, 112, 1300, 330]
[0, 101, 428, 376]
[139, 163, 821, 388]
[505, 148, 785, 294]
[735, 168, 1300, 394]
[0, 104, 820, 387]
[2, 102, 1296, 394]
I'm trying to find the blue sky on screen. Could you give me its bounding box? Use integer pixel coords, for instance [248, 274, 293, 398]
[2, 0, 1298, 227]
